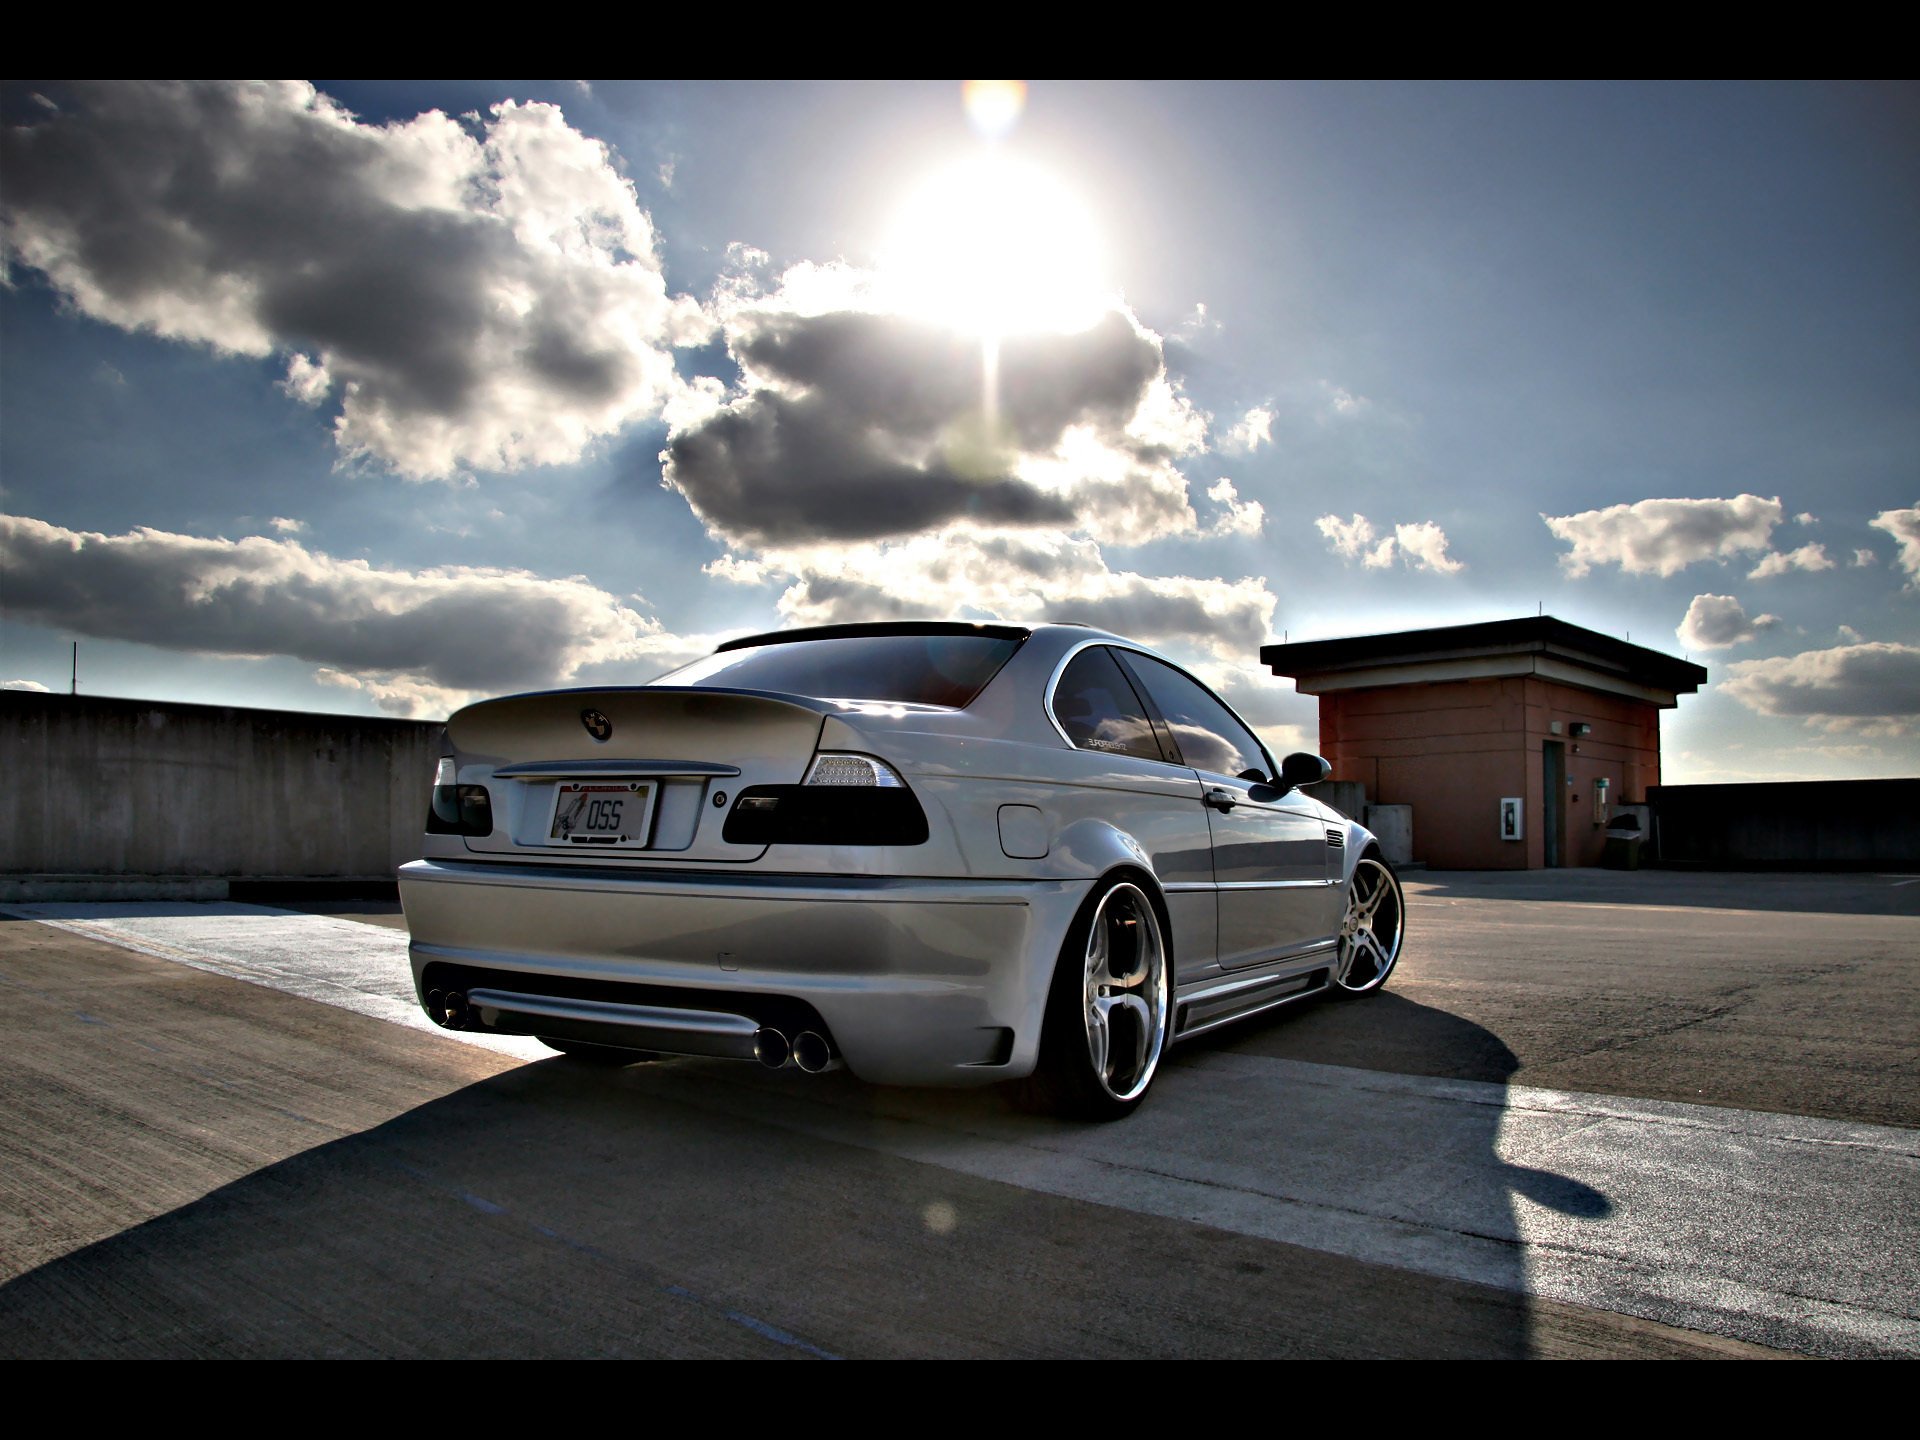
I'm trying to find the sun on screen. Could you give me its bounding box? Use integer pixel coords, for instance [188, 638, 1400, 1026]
[962, 79, 1027, 141]
[877, 152, 1111, 339]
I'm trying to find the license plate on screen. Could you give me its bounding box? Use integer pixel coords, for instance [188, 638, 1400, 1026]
[549, 782, 654, 846]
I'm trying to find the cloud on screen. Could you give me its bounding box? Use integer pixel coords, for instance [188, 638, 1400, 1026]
[312, 667, 473, 719]
[1177, 302, 1222, 337]
[1194, 662, 1317, 760]
[1794, 512, 1817, 526]
[1676, 594, 1779, 650]
[1315, 513, 1460, 572]
[702, 553, 775, 587]
[1393, 520, 1464, 574]
[715, 528, 1277, 666]
[1543, 495, 1782, 577]
[1870, 503, 1920, 584]
[648, 258, 1271, 679]
[1721, 642, 1920, 737]
[1747, 542, 1835, 579]
[2, 81, 707, 478]
[660, 287, 1203, 548]
[1318, 382, 1370, 419]
[1217, 405, 1273, 455]
[1807, 742, 1885, 761]
[1316, 513, 1395, 569]
[1852, 548, 1878, 567]
[278, 354, 331, 407]
[268, 516, 307, 534]
[1670, 739, 1901, 783]
[3, 679, 52, 692]
[0, 512, 687, 715]
[1204, 478, 1265, 538]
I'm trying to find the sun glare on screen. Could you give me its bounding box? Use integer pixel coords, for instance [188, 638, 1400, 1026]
[878, 152, 1110, 339]
[962, 80, 1027, 141]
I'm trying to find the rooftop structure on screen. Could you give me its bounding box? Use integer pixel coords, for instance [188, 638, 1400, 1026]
[1262, 617, 1706, 869]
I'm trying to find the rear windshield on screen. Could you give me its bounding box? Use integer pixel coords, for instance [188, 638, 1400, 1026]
[652, 633, 1022, 709]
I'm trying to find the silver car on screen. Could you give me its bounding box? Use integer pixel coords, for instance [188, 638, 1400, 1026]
[398, 622, 1405, 1118]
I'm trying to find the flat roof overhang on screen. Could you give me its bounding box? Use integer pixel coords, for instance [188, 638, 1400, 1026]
[1261, 617, 1708, 709]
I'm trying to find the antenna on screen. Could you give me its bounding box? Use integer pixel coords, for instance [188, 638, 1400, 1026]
[71, 641, 77, 696]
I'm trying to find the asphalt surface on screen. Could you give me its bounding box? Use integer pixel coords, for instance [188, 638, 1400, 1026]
[1, 868, 1914, 1359]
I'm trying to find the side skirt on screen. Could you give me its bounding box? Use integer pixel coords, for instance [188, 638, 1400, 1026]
[1173, 947, 1335, 1041]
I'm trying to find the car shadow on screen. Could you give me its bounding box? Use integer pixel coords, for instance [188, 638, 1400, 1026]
[1174, 988, 1617, 1323]
[0, 990, 1614, 1357]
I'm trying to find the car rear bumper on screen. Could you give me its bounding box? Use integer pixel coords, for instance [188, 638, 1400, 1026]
[397, 858, 1083, 1085]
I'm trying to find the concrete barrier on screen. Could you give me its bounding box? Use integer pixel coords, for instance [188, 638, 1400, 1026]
[1364, 804, 1414, 867]
[1649, 779, 1920, 869]
[1, 692, 442, 897]
[1302, 779, 1367, 821]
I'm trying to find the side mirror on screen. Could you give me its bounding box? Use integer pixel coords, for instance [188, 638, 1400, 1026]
[1280, 752, 1332, 791]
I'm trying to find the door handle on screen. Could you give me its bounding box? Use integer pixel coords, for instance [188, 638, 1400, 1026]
[1203, 787, 1238, 812]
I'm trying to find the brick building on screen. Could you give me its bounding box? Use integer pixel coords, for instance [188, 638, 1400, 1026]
[1261, 617, 1706, 869]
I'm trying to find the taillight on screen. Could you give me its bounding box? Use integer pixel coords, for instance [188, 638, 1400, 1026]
[426, 755, 494, 836]
[803, 753, 906, 787]
[723, 753, 928, 845]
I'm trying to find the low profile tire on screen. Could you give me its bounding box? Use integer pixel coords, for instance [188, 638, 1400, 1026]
[537, 1037, 659, 1065]
[1028, 877, 1174, 1121]
[1329, 853, 1405, 998]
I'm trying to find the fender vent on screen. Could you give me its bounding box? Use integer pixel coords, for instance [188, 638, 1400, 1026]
[1326, 829, 1345, 848]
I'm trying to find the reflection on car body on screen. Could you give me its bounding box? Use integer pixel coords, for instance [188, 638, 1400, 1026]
[398, 621, 1405, 1118]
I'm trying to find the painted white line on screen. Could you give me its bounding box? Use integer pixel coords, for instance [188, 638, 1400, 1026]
[671, 1055, 1917, 1359]
[11, 902, 1917, 1357]
[4, 901, 546, 1060]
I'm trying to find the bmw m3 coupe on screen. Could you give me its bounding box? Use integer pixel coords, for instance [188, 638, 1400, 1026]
[398, 621, 1405, 1118]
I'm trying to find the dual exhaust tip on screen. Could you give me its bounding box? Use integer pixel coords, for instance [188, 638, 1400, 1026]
[755, 1026, 838, 1074]
[426, 987, 836, 1073]
[426, 987, 470, 1031]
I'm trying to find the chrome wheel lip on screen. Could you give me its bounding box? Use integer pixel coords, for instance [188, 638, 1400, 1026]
[1334, 856, 1404, 993]
[1081, 882, 1169, 1103]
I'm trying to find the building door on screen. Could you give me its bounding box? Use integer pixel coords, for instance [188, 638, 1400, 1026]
[1543, 740, 1565, 868]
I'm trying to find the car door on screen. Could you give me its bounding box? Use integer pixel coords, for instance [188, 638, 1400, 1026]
[1048, 645, 1218, 977]
[1116, 651, 1335, 971]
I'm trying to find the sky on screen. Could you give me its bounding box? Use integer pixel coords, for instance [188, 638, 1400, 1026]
[2, 79, 1916, 783]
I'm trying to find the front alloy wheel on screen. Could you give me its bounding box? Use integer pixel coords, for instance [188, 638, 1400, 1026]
[1033, 879, 1172, 1119]
[1331, 855, 1404, 997]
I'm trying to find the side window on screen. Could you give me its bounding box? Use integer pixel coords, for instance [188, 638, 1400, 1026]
[1121, 653, 1268, 780]
[1051, 647, 1166, 762]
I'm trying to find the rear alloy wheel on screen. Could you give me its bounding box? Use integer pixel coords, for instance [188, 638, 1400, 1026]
[537, 1037, 659, 1065]
[1330, 855, 1405, 997]
[1033, 879, 1172, 1120]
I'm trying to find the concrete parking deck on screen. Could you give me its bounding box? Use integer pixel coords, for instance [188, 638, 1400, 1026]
[1, 868, 1913, 1358]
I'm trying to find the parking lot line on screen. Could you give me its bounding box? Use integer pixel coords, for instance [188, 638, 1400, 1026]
[6, 901, 1915, 1358]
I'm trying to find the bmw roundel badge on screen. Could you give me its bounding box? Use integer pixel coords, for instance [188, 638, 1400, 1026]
[580, 708, 613, 742]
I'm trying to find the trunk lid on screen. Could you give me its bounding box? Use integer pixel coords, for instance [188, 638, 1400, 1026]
[447, 687, 830, 863]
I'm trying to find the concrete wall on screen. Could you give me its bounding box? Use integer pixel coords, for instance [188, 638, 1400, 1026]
[1651, 780, 1920, 869]
[1, 693, 442, 885]
[1319, 677, 1663, 870]
[1300, 778, 1367, 821]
